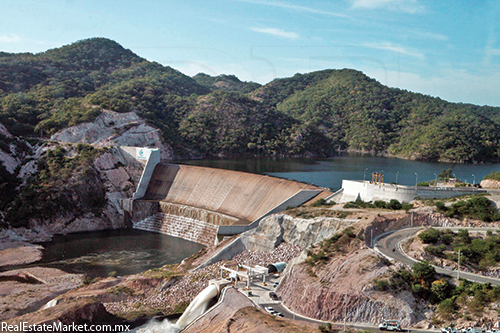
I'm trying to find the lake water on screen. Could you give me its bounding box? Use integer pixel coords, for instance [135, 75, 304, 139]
[177, 155, 500, 190]
[35, 229, 204, 277]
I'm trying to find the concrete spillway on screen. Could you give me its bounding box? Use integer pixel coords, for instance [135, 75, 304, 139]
[131, 163, 330, 245]
[142, 163, 325, 222]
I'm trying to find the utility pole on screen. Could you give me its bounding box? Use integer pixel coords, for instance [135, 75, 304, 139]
[457, 249, 461, 281]
[343, 294, 348, 332]
[371, 228, 373, 248]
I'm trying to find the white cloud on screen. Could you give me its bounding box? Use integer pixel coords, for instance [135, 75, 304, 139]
[0, 34, 21, 43]
[250, 27, 299, 40]
[351, 0, 424, 14]
[362, 42, 424, 59]
[236, 0, 349, 18]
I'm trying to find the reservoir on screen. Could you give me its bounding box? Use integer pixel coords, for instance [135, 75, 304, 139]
[177, 155, 500, 190]
[34, 229, 204, 277]
[14, 155, 499, 278]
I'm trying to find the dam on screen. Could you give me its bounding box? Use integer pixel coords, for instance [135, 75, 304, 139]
[124, 147, 332, 247]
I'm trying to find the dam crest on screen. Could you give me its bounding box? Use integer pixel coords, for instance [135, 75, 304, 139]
[123, 147, 331, 246]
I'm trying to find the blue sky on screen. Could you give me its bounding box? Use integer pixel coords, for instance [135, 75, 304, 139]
[1, 0, 500, 106]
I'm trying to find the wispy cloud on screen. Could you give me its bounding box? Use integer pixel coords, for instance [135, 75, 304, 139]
[351, 0, 424, 14]
[250, 27, 299, 40]
[236, 0, 349, 18]
[362, 42, 424, 59]
[0, 34, 21, 43]
[410, 30, 447, 41]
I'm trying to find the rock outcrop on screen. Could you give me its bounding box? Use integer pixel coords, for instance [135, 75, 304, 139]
[481, 179, 500, 189]
[50, 109, 174, 159]
[277, 248, 427, 326]
[241, 214, 357, 251]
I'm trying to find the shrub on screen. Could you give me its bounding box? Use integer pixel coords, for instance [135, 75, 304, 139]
[418, 228, 441, 244]
[412, 261, 436, 284]
[484, 171, 500, 181]
[374, 200, 386, 208]
[387, 199, 402, 210]
[311, 198, 327, 207]
[402, 203, 414, 211]
[441, 233, 454, 245]
[425, 244, 446, 256]
[375, 279, 389, 291]
[438, 298, 456, 317]
[435, 201, 447, 212]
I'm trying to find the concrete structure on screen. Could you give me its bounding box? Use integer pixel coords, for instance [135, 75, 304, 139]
[220, 264, 269, 289]
[128, 161, 332, 245]
[267, 262, 286, 274]
[337, 179, 485, 203]
[130, 147, 160, 199]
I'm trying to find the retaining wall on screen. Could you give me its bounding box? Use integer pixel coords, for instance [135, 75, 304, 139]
[341, 180, 485, 203]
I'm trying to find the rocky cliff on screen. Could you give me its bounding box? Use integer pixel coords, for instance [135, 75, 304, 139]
[277, 246, 428, 327]
[51, 109, 174, 160]
[480, 179, 500, 189]
[0, 109, 169, 239]
[241, 214, 357, 251]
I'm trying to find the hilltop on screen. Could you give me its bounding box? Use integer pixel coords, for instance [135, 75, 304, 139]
[1, 37, 500, 163]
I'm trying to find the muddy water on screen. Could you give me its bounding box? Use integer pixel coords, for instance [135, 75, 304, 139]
[34, 229, 204, 277]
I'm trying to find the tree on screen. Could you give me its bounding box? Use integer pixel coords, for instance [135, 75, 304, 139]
[438, 168, 453, 181]
[412, 261, 436, 285]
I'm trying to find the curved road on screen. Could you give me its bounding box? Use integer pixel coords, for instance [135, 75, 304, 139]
[375, 227, 500, 286]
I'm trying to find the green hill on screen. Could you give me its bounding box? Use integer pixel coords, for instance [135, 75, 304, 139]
[193, 73, 261, 94]
[1, 38, 500, 162]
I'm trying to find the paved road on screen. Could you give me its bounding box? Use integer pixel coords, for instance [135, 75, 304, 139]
[375, 227, 500, 286]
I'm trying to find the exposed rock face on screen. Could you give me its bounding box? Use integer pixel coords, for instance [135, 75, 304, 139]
[277, 249, 426, 326]
[50, 109, 174, 159]
[241, 214, 356, 251]
[481, 179, 500, 189]
[0, 149, 19, 174]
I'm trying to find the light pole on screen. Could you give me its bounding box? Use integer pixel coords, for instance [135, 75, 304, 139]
[415, 173, 418, 189]
[434, 173, 437, 186]
[363, 168, 368, 182]
[457, 249, 461, 281]
[472, 174, 475, 185]
[396, 171, 399, 185]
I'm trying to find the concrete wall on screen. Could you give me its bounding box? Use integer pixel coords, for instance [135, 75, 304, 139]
[142, 163, 329, 223]
[341, 180, 485, 203]
[131, 148, 160, 199]
[217, 189, 323, 235]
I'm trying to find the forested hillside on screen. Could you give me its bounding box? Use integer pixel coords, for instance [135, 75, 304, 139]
[1, 37, 500, 162]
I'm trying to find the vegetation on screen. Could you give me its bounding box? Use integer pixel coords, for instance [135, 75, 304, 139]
[387, 263, 500, 321]
[434, 196, 500, 222]
[483, 171, 500, 182]
[343, 198, 412, 211]
[2, 144, 106, 227]
[1, 38, 500, 162]
[418, 228, 500, 270]
[306, 227, 361, 267]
